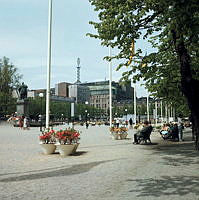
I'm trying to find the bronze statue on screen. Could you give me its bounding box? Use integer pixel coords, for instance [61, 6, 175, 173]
[18, 82, 28, 100]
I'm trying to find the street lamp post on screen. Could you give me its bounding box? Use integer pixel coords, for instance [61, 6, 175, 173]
[85, 110, 87, 122]
[85, 109, 89, 129]
[39, 93, 44, 132]
[125, 108, 128, 126]
[88, 113, 90, 121]
[85, 101, 88, 122]
[61, 113, 64, 124]
[39, 114, 42, 132]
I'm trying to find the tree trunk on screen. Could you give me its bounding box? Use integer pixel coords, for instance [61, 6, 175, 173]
[192, 123, 195, 141]
[176, 41, 199, 150]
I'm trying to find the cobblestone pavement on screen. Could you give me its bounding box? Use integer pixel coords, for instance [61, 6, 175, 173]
[0, 121, 198, 200]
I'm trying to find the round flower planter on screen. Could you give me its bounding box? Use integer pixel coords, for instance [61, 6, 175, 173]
[111, 132, 119, 140]
[71, 143, 79, 154]
[55, 144, 76, 156]
[119, 133, 122, 139]
[119, 133, 128, 139]
[124, 133, 128, 139]
[40, 143, 56, 155]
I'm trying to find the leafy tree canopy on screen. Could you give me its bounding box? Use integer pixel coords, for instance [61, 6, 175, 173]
[88, 0, 199, 117]
[0, 57, 22, 115]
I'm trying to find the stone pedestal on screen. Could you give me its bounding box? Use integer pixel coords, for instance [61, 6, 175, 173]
[16, 99, 29, 116]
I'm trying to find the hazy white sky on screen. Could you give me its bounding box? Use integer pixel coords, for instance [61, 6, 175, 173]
[0, 0, 151, 97]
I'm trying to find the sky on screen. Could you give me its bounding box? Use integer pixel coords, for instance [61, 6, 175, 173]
[0, 0, 151, 97]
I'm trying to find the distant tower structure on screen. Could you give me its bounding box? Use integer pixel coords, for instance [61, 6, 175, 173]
[76, 57, 81, 84]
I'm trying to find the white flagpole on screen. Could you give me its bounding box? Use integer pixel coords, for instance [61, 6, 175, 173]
[134, 84, 137, 125]
[165, 104, 168, 123]
[173, 107, 175, 121]
[109, 46, 112, 130]
[46, 0, 53, 130]
[155, 101, 158, 126]
[147, 94, 149, 121]
[160, 100, 163, 123]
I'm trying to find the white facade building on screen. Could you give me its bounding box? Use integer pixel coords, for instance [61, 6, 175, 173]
[69, 84, 90, 104]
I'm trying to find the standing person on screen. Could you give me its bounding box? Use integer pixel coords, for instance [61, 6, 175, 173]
[116, 118, 120, 128]
[23, 116, 29, 130]
[178, 122, 184, 141]
[19, 116, 23, 129]
[170, 123, 179, 141]
[26, 117, 30, 130]
[129, 118, 133, 129]
[125, 120, 128, 127]
[86, 121, 89, 129]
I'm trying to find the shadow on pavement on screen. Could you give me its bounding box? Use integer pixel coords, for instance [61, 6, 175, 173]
[126, 175, 199, 197]
[72, 151, 88, 156]
[139, 142, 158, 145]
[138, 130, 199, 166]
[0, 159, 115, 182]
[150, 140, 199, 166]
[49, 151, 88, 156]
[82, 142, 133, 149]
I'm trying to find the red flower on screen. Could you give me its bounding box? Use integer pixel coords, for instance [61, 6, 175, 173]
[54, 128, 80, 144]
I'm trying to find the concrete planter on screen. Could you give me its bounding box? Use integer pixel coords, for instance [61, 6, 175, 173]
[71, 143, 79, 154]
[40, 143, 56, 155]
[111, 132, 119, 140]
[55, 144, 76, 156]
[119, 133, 128, 139]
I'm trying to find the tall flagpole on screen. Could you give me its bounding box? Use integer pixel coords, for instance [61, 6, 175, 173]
[46, 0, 53, 130]
[109, 46, 112, 130]
[147, 94, 149, 121]
[155, 101, 158, 126]
[134, 84, 137, 125]
[165, 104, 168, 123]
[160, 100, 163, 123]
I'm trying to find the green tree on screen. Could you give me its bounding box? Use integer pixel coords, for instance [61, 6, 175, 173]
[88, 0, 199, 149]
[0, 57, 22, 116]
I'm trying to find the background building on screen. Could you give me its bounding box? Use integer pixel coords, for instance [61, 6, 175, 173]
[55, 82, 71, 97]
[69, 84, 90, 104]
[81, 80, 133, 111]
[14, 80, 134, 111]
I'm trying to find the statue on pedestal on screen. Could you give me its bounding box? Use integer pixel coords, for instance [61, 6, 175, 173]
[18, 82, 28, 100]
[16, 82, 29, 116]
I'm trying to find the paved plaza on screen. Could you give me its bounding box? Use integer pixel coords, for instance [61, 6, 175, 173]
[0, 122, 198, 200]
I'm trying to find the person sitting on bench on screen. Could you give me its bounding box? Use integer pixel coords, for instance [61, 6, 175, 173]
[133, 121, 153, 144]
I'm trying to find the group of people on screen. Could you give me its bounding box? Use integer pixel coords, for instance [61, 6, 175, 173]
[115, 118, 133, 128]
[160, 122, 184, 141]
